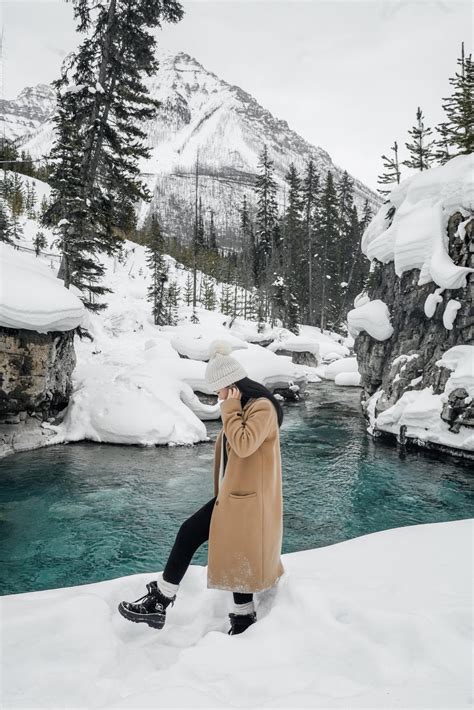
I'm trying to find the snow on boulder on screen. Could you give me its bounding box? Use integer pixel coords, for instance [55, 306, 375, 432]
[0, 243, 84, 332]
[231, 342, 306, 391]
[298, 325, 351, 360]
[334, 370, 362, 387]
[320, 356, 359, 382]
[361, 154, 474, 290]
[268, 334, 320, 358]
[162, 324, 248, 361]
[347, 299, 394, 341]
[436, 345, 474, 397]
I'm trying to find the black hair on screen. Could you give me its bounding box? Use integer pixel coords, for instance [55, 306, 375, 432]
[233, 377, 284, 427]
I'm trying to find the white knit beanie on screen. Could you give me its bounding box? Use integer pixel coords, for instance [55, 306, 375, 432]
[205, 340, 247, 392]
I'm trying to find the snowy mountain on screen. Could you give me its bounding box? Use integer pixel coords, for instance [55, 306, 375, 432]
[12, 49, 381, 246]
[0, 84, 56, 142]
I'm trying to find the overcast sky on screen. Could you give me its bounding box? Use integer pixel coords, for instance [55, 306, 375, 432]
[2, 0, 472, 191]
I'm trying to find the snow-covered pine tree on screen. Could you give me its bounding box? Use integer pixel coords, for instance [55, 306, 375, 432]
[254, 144, 278, 288]
[197, 196, 205, 250]
[209, 209, 218, 251]
[301, 159, 320, 325]
[286, 290, 300, 335]
[0, 202, 14, 245]
[164, 280, 180, 326]
[47, 0, 183, 310]
[239, 193, 257, 301]
[402, 107, 436, 171]
[183, 271, 193, 307]
[25, 182, 37, 219]
[284, 163, 305, 316]
[220, 281, 233, 316]
[201, 275, 217, 311]
[39, 195, 51, 228]
[439, 42, 473, 157]
[10, 173, 24, 242]
[335, 170, 355, 318]
[315, 171, 339, 332]
[377, 141, 401, 197]
[33, 231, 47, 257]
[146, 215, 168, 326]
[433, 122, 452, 165]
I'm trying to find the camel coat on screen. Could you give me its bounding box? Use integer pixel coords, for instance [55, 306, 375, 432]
[207, 396, 285, 593]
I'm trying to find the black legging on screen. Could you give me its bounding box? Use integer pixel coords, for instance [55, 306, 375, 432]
[163, 496, 253, 605]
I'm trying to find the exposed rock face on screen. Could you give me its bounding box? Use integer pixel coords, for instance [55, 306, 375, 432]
[355, 213, 474, 443]
[0, 327, 76, 420]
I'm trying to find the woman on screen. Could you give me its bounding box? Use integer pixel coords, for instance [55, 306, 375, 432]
[118, 340, 285, 635]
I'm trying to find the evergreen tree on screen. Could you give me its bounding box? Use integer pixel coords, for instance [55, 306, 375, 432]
[0, 202, 14, 245]
[402, 107, 436, 171]
[336, 170, 355, 298]
[47, 0, 184, 310]
[315, 171, 339, 331]
[146, 216, 168, 326]
[33, 230, 47, 256]
[301, 159, 320, 325]
[39, 195, 51, 227]
[164, 280, 180, 326]
[284, 163, 305, 315]
[183, 271, 193, 307]
[439, 42, 473, 156]
[254, 144, 278, 287]
[433, 122, 452, 165]
[209, 208, 218, 251]
[220, 282, 233, 316]
[377, 141, 401, 196]
[196, 196, 205, 249]
[201, 275, 217, 310]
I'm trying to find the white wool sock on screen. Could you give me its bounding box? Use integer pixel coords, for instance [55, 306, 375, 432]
[156, 572, 179, 599]
[233, 600, 255, 615]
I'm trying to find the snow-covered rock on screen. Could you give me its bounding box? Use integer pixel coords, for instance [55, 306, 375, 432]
[361, 154, 474, 290]
[347, 298, 394, 341]
[1, 519, 471, 709]
[0, 243, 85, 332]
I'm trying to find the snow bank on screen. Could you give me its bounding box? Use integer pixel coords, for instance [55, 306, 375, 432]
[370, 345, 474, 452]
[347, 299, 394, 341]
[162, 324, 248, 361]
[267, 333, 321, 359]
[334, 370, 361, 387]
[0, 243, 84, 332]
[318, 356, 360, 384]
[1, 519, 471, 709]
[361, 154, 474, 290]
[298, 325, 351, 360]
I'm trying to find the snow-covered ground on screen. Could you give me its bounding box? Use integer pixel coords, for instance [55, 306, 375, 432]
[1, 518, 471, 709]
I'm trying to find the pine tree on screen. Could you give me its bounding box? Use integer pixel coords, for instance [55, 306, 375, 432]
[197, 196, 205, 250]
[201, 275, 217, 310]
[209, 209, 218, 251]
[146, 216, 168, 326]
[164, 280, 180, 326]
[301, 159, 320, 325]
[315, 171, 339, 331]
[433, 122, 452, 165]
[183, 271, 193, 307]
[284, 163, 305, 316]
[33, 231, 47, 256]
[39, 195, 51, 227]
[377, 141, 401, 196]
[439, 42, 473, 156]
[335, 170, 355, 303]
[47, 0, 184, 310]
[220, 281, 233, 316]
[254, 144, 278, 288]
[0, 202, 14, 245]
[402, 107, 436, 171]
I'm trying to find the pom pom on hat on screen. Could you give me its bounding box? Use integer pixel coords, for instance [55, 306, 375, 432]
[208, 339, 233, 358]
[205, 339, 247, 391]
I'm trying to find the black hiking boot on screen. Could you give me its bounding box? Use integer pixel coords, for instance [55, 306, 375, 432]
[227, 611, 257, 635]
[118, 581, 176, 630]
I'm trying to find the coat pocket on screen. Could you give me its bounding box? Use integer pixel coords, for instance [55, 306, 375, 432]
[229, 492, 257, 499]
